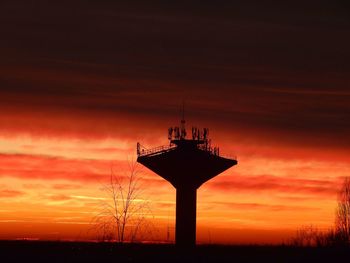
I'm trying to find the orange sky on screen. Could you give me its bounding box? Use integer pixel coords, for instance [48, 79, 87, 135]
[0, 0, 349, 244]
[0, 113, 348, 244]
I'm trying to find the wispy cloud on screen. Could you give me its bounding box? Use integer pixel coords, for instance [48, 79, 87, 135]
[212, 201, 319, 212]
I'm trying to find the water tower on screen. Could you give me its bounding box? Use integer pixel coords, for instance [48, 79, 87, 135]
[137, 114, 237, 247]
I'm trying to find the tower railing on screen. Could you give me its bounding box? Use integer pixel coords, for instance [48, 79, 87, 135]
[137, 143, 176, 157]
[197, 144, 237, 160]
[137, 141, 237, 161]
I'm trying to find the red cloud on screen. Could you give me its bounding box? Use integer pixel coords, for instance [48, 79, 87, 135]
[0, 153, 114, 183]
[207, 174, 340, 197]
[52, 184, 82, 190]
[0, 153, 166, 187]
[46, 194, 72, 201]
[0, 189, 24, 198]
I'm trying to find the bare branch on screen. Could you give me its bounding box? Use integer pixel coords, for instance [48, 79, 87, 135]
[335, 176, 350, 245]
[91, 158, 153, 243]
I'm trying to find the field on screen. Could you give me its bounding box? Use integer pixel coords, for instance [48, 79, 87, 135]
[1, 241, 350, 263]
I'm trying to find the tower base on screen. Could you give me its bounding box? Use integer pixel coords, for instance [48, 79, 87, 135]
[175, 186, 197, 247]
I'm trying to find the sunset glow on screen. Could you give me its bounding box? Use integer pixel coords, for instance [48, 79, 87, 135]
[1, 1, 349, 244]
[0, 112, 348, 244]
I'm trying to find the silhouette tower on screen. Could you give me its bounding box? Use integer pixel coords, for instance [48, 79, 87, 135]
[137, 112, 237, 247]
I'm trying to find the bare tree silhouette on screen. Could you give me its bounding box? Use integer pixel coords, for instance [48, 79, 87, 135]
[93, 160, 153, 243]
[335, 176, 350, 245]
[289, 225, 320, 247]
[289, 177, 350, 247]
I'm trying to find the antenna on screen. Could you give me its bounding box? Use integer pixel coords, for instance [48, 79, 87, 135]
[182, 101, 185, 123]
[180, 101, 186, 139]
[168, 127, 173, 141]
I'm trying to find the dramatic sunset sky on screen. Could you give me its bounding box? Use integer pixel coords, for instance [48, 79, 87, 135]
[0, 1, 349, 244]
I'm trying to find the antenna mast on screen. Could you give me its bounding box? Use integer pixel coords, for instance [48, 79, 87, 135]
[180, 101, 186, 139]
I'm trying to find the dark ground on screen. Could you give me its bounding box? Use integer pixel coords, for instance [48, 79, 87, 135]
[1, 241, 350, 263]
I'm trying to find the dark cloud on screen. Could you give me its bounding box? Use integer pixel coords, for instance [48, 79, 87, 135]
[0, 0, 349, 149]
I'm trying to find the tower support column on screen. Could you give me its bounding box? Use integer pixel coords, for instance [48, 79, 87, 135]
[175, 186, 197, 247]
